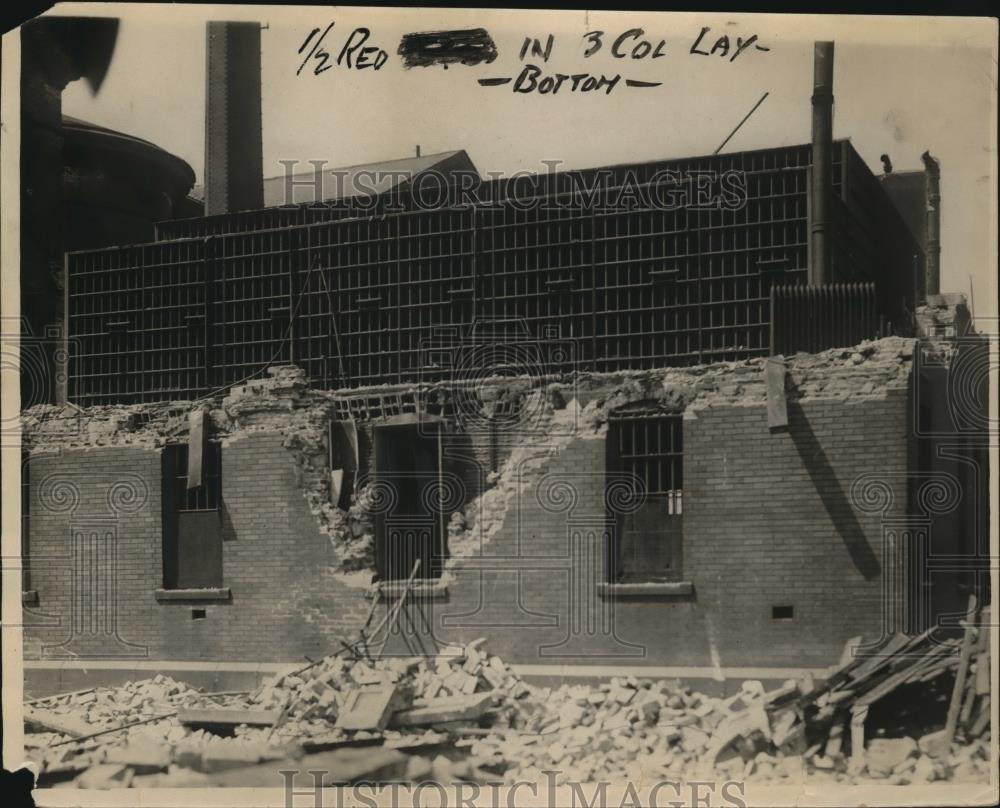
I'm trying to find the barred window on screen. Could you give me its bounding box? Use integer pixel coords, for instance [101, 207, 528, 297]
[611, 412, 683, 513]
[162, 442, 224, 590]
[606, 406, 684, 583]
[168, 442, 222, 511]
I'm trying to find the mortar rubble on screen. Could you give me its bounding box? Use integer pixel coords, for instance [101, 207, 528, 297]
[25, 630, 991, 789]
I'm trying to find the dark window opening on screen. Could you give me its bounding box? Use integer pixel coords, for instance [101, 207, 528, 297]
[329, 419, 359, 511]
[772, 605, 794, 620]
[192, 609, 207, 620]
[172, 442, 223, 511]
[373, 422, 446, 581]
[606, 408, 684, 583]
[162, 442, 224, 590]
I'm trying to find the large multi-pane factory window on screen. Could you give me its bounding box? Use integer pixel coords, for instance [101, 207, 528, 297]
[66, 141, 920, 405]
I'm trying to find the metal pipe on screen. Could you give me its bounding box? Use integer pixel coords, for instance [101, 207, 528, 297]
[922, 151, 941, 297]
[810, 41, 834, 286]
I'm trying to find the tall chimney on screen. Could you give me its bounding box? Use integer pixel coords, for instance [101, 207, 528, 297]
[922, 151, 941, 297]
[810, 41, 834, 286]
[205, 21, 264, 215]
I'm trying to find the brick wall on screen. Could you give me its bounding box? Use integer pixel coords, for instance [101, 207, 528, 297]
[425, 390, 912, 669]
[24, 390, 914, 671]
[24, 446, 163, 661]
[24, 434, 373, 662]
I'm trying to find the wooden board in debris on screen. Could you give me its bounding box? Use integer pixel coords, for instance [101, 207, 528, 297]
[177, 707, 278, 730]
[389, 691, 494, 728]
[24, 705, 92, 737]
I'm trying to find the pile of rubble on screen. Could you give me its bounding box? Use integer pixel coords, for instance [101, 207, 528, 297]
[26, 619, 992, 789]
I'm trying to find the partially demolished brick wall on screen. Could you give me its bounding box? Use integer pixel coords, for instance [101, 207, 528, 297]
[910, 293, 990, 623]
[22, 337, 928, 667]
[422, 339, 918, 668]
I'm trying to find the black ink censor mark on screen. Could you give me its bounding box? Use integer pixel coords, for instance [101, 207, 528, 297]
[398, 28, 498, 69]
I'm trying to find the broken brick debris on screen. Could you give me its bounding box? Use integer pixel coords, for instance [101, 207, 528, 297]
[26, 625, 993, 789]
[104, 739, 172, 774]
[733, 607, 992, 784]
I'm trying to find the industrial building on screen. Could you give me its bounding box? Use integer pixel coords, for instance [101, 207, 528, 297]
[19, 32, 989, 699]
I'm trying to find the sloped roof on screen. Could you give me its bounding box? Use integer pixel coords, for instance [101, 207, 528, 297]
[189, 149, 477, 205]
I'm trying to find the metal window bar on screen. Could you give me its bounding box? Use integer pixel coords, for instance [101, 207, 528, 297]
[167, 442, 223, 512]
[610, 411, 683, 514]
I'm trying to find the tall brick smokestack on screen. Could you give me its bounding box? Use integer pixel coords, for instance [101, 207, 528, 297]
[922, 151, 941, 297]
[810, 41, 834, 286]
[205, 21, 263, 215]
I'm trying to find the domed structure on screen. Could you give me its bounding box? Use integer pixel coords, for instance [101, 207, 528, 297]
[62, 115, 202, 250]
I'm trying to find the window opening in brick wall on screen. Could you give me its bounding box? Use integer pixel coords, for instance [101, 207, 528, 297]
[162, 442, 224, 590]
[606, 407, 684, 582]
[373, 422, 446, 581]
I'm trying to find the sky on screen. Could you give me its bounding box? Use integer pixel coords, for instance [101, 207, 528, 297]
[59, 6, 997, 316]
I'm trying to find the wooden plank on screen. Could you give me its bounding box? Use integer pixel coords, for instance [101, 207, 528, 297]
[187, 408, 206, 489]
[844, 631, 937, 695]
[959, 673, 978, 728]
[300, 736, 385, 755]
[389, 692, 494, 728]
[837, 635, 864, 669]
[330, 468, 344, 503]
[844, 634, 911, 685]
[329, 420, 359, 508]
[25, 687, 95, 706]
[969, 696, 990, 737]
[974, 651, 990, 695]
[849, 706, 868, 766]
[915, 659, 955, 682]
[765, 357, 788, 430]
[50, 712, 178, 748]
[903, 645, 955, 682]
[854, 641, 955, 708]
[206, 747, 408, 787]
[855, 658, 930, 708]
[827, 688, 856, 704]
[942, 595, 978, 748]
[824, 717, 846, 758]
[177, 707, 277, 728]
[23, 705, 91, 737]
